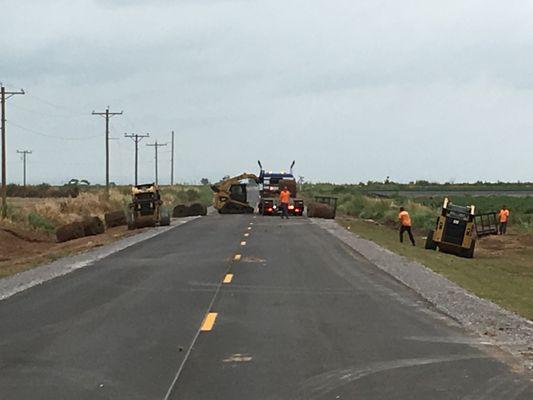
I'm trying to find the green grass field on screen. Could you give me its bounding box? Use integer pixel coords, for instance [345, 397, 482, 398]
[302, 183, 533, 232]
[338, 217, 533, 321]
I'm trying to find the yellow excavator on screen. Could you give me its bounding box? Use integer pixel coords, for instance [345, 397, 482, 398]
[211, 173, 259, 214]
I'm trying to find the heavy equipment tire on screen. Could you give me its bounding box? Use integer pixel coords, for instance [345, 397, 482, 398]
[425, 230, 437, 250]
[462, 239, 476, 258]
[159, 207, 171, 226]
[260, 200, 270, 216]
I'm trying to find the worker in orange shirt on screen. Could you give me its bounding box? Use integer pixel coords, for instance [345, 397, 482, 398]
[279, 186, 291, 219]
[398, 206, 415, 246]
[498, 205, 510, 235]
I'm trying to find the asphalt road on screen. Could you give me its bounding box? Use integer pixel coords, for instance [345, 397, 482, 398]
[0, 214, 532, 399]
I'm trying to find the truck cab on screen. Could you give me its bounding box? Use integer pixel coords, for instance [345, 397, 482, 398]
[256, 161, 304, 216]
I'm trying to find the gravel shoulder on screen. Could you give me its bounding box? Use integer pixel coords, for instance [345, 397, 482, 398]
[312, 218, 533, 373]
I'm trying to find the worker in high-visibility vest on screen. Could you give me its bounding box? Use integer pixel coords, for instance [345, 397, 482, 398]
[398, 207, 415, 246]
[498, 205, 510, 235]
[279, 186, 291, 219]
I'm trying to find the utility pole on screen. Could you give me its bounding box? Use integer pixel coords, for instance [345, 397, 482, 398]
[171, 130, 175, 186]
[124, 133, 149, 185]
[1, 84, 25, 219]
[92, 107, 122, 199]
[16, 150, 32, 187]
[146, 141, 167, 186]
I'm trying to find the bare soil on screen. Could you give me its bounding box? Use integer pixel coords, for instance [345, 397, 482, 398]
[353, 216, 533, 259]
[0, 223, 146, 278]
[476, 232, 533, 256]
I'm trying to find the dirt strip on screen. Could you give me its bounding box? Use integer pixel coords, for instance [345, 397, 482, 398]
[312, 218, 533, 372]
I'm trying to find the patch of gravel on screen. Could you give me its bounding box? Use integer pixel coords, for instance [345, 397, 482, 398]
[0, 217, 200, 302]
[312, 218, 533, 372]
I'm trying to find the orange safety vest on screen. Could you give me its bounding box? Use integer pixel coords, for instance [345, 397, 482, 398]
[398, 211, 411, 227]
[279, 190, 291, 204]
[499, 209, 510, 223]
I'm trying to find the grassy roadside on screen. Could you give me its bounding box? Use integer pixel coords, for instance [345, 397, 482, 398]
[337, 217, 533, 321]
[1, 185, 213, 280]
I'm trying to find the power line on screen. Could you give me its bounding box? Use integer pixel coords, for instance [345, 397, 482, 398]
[146, 141, 167, 186]
[10, 102, 86, 119]
[16, 150, 32, 186]
[1, 84, 25, 219]
[9, 122, 100, 141]
[125, 132, 150, 185]
[30, 94, 88, 115]
[92, 107, 123, 199]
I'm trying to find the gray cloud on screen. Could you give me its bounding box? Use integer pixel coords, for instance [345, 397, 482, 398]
[2, 0, 533, 184]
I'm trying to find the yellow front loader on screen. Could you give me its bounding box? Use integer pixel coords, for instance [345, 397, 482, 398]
[425, 198, 476, 258]
[127, 183, 170, 229]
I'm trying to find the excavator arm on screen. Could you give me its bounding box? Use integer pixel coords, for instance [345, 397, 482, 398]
[211, 173, 259, 214]
[211, 173, 259, 194]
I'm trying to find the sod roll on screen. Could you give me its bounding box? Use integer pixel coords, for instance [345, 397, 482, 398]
[173, 204, 190, 218]
[81, 216, 106, 236]
[56, 222, 85, 243]
[104, 210, 127, 228]
[188, 203, 208, 216]
[307, 203, 335, 219]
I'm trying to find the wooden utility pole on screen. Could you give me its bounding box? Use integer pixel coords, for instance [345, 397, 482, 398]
[92, 107, 122, 198]
[146, 141, 167, 186]
[171, 130, 175, 185]
[16, 150, 32, 187]
[1, 84, 25, 219]
[124, 133, 149, 185]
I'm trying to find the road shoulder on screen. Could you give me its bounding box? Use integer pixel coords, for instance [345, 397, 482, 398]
[312, 218, 533, 373]
[0, 217, 199, 301]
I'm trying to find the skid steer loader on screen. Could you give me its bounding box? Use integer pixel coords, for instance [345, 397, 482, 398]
[211, 173, 260, 214]
[127, 183, 170, 229]
[425, 198, 476, 258]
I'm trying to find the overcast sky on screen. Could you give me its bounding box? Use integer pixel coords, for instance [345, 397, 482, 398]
[2, 0, 533, 185]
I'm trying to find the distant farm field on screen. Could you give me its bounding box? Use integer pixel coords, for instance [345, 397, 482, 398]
[302, 183, 533, 232]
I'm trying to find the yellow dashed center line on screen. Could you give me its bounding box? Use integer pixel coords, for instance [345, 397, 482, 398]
[234, 254, 242, 261]
[240, 241, 246, 246]
[223, 274, 233, 283]
[200, 312, 218, 332]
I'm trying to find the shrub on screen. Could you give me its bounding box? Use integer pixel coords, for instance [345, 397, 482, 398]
[28, 212, 55, 233]
[186, 189, 200, 202]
